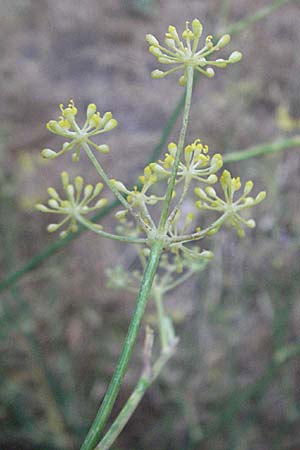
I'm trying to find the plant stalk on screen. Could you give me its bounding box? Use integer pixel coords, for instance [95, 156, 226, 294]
[81, 65, 195, 450]
[80, 239, 163, 450]
[158, 66, 194, 231]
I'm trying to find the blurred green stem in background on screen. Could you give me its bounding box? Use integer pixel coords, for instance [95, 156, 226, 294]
[226, 0, 300, 36]
[1, 135, 299, 293]
[0, 186, 73, 448]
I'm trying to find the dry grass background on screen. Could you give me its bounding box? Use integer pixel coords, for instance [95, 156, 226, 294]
[1, 1, 300, 449]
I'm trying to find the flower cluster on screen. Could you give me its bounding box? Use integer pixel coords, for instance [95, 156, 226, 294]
[151, 139, 223, 184]
[36, 172, 107, 238]
[146, 19, 242, 85]
[41, 100, 118, 162]
[195, 169, 266, 237]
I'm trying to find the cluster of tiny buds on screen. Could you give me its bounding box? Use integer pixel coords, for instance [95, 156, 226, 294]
[146, 19, 242, 85]
[41, 100, 118, 162]
[195, 169, 266, 237]
[36, 172, 107, 238]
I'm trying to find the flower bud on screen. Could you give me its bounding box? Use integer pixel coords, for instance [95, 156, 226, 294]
[146, 34, 159, 46]
[255, 191, 266, 203]
[72, 153, 80, 162]
[115, 210, 128, 220]
[41, 148, 57, 159]
[84, 184, 93, 197]
[48, 199, 59, 209]
[211, 154, 223, 171]
[216, 34, 231, 49]
[229, 51, 243, 63]
[179, 75, 187, 86]
[96, 144, 110, 154]
[246, 219, 256, 228]
[95, 198, 108, 208]
[75, 176, 84, 193]
[102, 112, 113, 125]
[205, 187, 217, 197]
[67, 184, 75, 197]
[194, 187, 208, 199]
[86, 103, 97, 120]
[110, 179, 128, 193]
[165, 38, 176, 49]
[103, 119, 118, 132]
[207, 174, 218, 184]
[206, 68, 215, 78]
[192, 19, 203, 38]
[200, 250, 214, 260]
[47, 187, 60, 200]
[244, 180, 254, 196]
[47, 224, 59, 233]
[149, 46, 162, 57]
[151, 69, 165, 79]
[61, 172, 69, 188]
[93, 183, 104, 196]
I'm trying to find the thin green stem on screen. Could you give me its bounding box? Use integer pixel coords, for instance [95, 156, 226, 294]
[166, 175, 191, 231]
[170, 213, 228, 244]
[223, 136, 300, 163]
[153, 290, 168, 350]
[75, 214, 147, 244]
[158, 66, 194, 231]
[163, 269, 195, 294]
[95, 340, 177, 450]
[226, 0, 298, 37]
[80, 239, 163, 450]
[82, 142, 150, 233]
[81, 63, 195, 450]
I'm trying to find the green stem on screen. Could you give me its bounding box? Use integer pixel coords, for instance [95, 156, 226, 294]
[80, 239, 163, 450]
[75, 214, 147, 244]
[158, 66, 194, 231]
[81, 64, 195, 450]
[226, 0, 296, 36]
[223, 136, 300, 163]
[170, 213, 228, 244]
[166, 175, 191, 231]
[82, 142, 149, 232]
[95, 340, 177, 450]
[153, 290, 168, 350]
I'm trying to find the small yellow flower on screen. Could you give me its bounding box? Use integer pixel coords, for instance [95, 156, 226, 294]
[195, 169, 266, 237]
[36, 172, 107, 238]
[146, 19, 242, 85]
[41, 100, 118, 162]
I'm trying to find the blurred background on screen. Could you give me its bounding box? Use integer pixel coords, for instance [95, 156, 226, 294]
[1, 0, 300, 449]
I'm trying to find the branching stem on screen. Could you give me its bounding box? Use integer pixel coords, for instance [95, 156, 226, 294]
[158, 66, 194, 232]
[75, 214, 147, 244]
[82, 142, 150, 233]
[80, 65, 195, 450]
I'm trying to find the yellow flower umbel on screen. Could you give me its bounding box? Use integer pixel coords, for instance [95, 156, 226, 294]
[147, 19, 242, 85]
[36, 172, 107, 238]
[41, 100, 118, 162]
[151, 139, 223, 184]
[195, 169, 266, 237]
